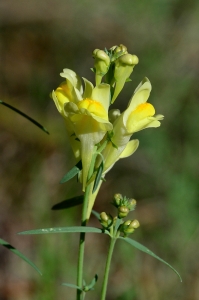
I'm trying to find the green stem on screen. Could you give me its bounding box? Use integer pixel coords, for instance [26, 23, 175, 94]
[100, 237, 117, 300]
[76, 148, 97, 300]
[76, 183, 92, 300]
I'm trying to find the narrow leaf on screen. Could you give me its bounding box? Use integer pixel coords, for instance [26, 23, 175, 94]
[51, 195, 83, 210]
[91, 210, 100, 220]
[119, 237, 182, 282]
[84, 274, 98, 291]
[92, 161, 103, 193]
[0, 238, 42, 275]
[62, 283, 82, 290]
[60, 161, 82, 184]
[0, 100, 49, 134]
[18, 226, 104, 235]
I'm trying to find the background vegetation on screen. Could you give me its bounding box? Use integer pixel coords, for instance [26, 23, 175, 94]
[0, 0, 199, 299]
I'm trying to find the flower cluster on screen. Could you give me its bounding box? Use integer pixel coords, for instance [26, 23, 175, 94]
[52, 44, 164, 215]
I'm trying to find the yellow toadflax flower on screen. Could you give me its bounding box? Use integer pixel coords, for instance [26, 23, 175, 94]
[52, 68, 112, 190]
[102, 77, 164, 173]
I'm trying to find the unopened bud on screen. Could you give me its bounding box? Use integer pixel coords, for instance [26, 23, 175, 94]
[121, 219, 140, 235]
[113, 193, 123, 207]
[128, 199, 137, 211]
[100, 212, 113, 228]
[108, 109, 121, 123]
[93, 49, 110, 85]
[118, 54, 139, 66]
[114, 44, 128, 55]
[118, 206, 129, 218]
[100, 212, 109, 222]
[130, 219, 140, 229]
[111, 53, 139, 103]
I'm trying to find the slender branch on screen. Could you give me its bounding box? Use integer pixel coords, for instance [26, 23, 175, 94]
[100, 237, 117, 300]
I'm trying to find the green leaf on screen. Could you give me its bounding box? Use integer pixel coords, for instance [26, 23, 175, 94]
[126, 78, 132, 82]
[0, 238, 42, 275]
[60, 161, 82, 184]
[18, 226, 105, 235]
[90, 68, 96, 73]
[119, 237, 182, 282]
[0, 100, 49, 134]
[62, 283, 82, 291]
[51, 195, 83, 210]
[91, 210, 100, 220]
[92, 161, 103, 193]
[104, 47, 109, 54]
[84, 274, 98, 291]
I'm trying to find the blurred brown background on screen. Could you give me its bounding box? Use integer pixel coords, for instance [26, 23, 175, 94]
[0, 0, 199, 299]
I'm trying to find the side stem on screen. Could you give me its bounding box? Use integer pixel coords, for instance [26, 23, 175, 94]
[100, 238, 117, 300]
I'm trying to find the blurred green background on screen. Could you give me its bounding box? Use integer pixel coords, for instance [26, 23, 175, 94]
[0, 0, 199, 299]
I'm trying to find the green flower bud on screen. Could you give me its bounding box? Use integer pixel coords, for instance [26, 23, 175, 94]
[118, 206, 129, 218]
[100, 212, 109, 222]
[130, 219, 140, 229]
[120, 219, 140, 236]
[114, 44, 128, 55]
[100, 212, 113, 228]
[123, 220, 131, 226]
[128, 199, 136, 211]
[118, 53, 139, 66]
[110, 44, 128, 61]
[112, 53, 139, 103]
[113, 193, 123, 207]
[93, 49, 110, 85]
[108, 109, 121, 124]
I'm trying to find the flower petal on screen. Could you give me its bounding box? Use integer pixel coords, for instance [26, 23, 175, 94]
[119, 139, 139, 159]
[82, 77, 94, 99]
[60, 68, 83, 93]
[126, 77, 152, 114]
[91, 84, 110, 112]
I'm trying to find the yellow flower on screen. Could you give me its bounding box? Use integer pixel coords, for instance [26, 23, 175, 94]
[102, 77, 164, 172]
[52, 69, 112, 190]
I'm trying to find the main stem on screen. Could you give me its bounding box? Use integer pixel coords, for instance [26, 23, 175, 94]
[76, 148, 97, 300]
[100, 238, 117, 300]
[76, 183, 92, 300]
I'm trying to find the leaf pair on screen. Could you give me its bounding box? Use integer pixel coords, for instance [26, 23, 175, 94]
[18, 225, 182, 282]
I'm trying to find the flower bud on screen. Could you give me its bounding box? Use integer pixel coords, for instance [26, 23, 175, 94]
[110, 44, 128, 61]
[130, 219, 140, 229]
[120, 219, 140, 235]
[112, 53, 139, 103]
[108, 109, 121, 124]
[114, 44, 128, 55]
[100, 212, 109, 222]
[100, 212, 113, 228]
[128, 199, 136, 211]
[93, 49, 110, 85]
[118, 54, 139, 66]
[118, 206, 129, 218]
[113, 193, 123, 207]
